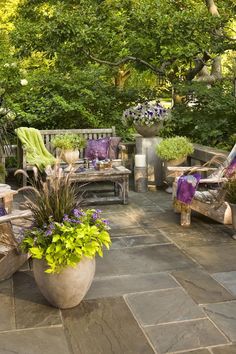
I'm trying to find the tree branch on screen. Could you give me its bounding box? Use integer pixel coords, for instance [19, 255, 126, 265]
[83, 50, 166, 75]
[185, 52, 211, 81]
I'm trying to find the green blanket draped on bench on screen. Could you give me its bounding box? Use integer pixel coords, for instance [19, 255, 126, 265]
[15, 127, 56, 171]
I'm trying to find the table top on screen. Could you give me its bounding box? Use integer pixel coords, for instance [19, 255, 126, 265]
[69, 165, 131, 177]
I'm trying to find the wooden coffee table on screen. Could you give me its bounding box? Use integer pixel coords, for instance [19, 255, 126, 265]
[69, 166, 131, 204]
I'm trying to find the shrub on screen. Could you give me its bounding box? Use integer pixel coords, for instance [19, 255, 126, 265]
[52, 134, 86, 150]
[156, 136, 194, 161]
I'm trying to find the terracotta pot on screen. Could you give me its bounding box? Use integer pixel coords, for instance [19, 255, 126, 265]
[61, 149, 79, 165]
[33, 257, 95, 309]
[134, 122, 163, 137]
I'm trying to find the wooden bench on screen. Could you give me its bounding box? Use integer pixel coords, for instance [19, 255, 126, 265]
[17, 127, 124, 185]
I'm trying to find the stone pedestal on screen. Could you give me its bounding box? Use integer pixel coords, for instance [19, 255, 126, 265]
[136, 136, 163, 187]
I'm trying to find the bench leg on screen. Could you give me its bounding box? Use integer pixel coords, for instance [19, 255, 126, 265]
[181, 206, 191, 226]
[114, 182, 119, 196]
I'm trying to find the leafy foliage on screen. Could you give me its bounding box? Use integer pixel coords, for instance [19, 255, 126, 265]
[21, 208, 111, 273]
[162, 82, 236, 149]
[1, 0, 236, 146]
[156, 136, 194, 160]
[18, 164, 111, 273]
[52, 134, 86, 150]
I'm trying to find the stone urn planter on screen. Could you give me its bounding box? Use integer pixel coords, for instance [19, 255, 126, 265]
[134, 122, 163, 138]
[61, 149, 79, 165]
[33, 257, 95, 309]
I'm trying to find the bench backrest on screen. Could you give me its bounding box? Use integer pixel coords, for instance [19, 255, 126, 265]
[40, 128, 116, 156]
[17, 127, 117, 170]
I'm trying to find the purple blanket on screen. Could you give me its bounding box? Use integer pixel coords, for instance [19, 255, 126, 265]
[225, 156, 236, 178]
[176, 173, 201, 204]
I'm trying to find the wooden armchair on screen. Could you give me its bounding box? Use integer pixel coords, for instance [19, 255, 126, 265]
[168, 144, 236, 226]
[0, 185, 32, 280]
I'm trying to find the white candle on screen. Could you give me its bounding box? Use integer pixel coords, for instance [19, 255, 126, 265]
[135, 154, 146, 167]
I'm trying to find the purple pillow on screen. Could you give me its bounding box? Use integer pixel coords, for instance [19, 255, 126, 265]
[85, 138, 110, 160]
[108, 137, 121, 160]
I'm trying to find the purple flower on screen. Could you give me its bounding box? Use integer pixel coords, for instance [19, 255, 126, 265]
[95, 209, 102, 213]
[63, 214, 70, 221]
[73, 209, 84, 217]
[102, 219, 110, 225]
[45, 229, 52, 236]
[70, 218, 81, 224]
[92, 213, 98, 220]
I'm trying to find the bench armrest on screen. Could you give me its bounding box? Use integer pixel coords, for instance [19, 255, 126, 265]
[199, 177, 227, 184]
[0, 210, 32, 224]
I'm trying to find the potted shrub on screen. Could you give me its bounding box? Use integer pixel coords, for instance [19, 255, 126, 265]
[52, 134, 86, 168]
[18, 165, 111, 309]
[156, 136, 194, 193]
[156, 136, 194, 165]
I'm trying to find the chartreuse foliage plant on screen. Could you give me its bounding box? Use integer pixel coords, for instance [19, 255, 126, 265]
[18, 165, 111, 273]
[21, 209, 111, 274]
[156, 136, 194, 161]
[52, 134, 86, 150]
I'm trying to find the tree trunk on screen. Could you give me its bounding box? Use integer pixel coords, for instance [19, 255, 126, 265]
[114, 67, 130, 89]
[196, 0, 221, 84]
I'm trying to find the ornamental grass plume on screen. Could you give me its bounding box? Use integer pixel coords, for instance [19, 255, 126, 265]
[15, 164, 82, 227]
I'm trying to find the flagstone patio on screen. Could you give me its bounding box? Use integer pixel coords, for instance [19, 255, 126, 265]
[1, 189, 236, 354]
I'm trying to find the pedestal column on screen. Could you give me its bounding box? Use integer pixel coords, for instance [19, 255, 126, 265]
[135, 136, 163, 188]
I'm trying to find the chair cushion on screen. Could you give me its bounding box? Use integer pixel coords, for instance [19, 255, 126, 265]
[108, 137, 121, 160]
[194, 190, 218, 203]
[85, 137, 110, 160]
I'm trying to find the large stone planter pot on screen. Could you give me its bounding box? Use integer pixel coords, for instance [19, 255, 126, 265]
[33, 257, 95, 309]
[134, 123, 163, 138]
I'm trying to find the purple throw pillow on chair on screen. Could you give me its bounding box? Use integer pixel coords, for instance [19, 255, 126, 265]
[85, 137, 110, 160]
